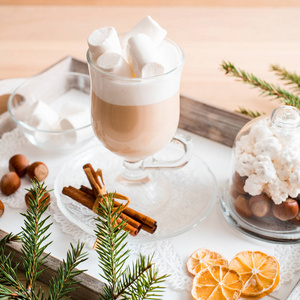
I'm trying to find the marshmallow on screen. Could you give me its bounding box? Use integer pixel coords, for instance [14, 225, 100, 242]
[27, 101, 59, 129]
[96, 52, 133, 77]
[157, 40, 181, 72]
[60, 109, 91, 143]
[127, 34, 164, 78]
[122, 16, 167, 47]
[88, 27, 122, 61]
[235, 152, 255, 177]
[268, 178, 289, 204]
[253, 136, 282, 160]
[244, 174, 264, 196]
[249, 120, 273, 143]
[253, 155, 276, 183]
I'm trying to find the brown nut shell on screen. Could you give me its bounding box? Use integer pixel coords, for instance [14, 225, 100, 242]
[0, 172, 21, 195]
[9, 154, 30, 177]
[235, 194, 252, 218]
[249, 194, 272, 218]
[25, 191, 51, 208]
[27, 162, 48, 181]
[232, 172, 247, 194]
[0, 200, 4, 217]
[272, 198, 299, 221]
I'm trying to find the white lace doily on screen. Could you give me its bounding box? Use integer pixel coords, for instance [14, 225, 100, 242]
[0, 127, 192, 291]
[1, 127, 300, 293]
[1, 75, 300, 294]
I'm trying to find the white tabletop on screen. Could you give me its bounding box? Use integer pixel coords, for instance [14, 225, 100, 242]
[0, 77, 299, 300]
[0, 124, 299, 299]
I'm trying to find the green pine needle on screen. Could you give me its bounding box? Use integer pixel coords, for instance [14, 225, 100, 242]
[95, 193, 168, 300]
[271, 64, 300, 91]
[235, 107, 265, 118]
[221, 61, 300, 109]
[48, 242, 88, 300]
[21, 180, 53, 293]
[0, 179, 87, 300]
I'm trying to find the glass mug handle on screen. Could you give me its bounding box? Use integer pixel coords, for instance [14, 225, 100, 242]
[143, 134, 193, 170]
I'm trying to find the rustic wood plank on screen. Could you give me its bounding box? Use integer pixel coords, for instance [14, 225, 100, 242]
[0, 228, 104, 299]
[179, 95, 251, 147]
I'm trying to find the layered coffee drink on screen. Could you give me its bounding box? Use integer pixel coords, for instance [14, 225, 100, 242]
[92, 91, 179, 161]
[87, 16, 184, 163]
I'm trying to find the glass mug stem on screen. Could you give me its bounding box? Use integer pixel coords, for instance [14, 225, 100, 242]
[120, 135, 192, 182]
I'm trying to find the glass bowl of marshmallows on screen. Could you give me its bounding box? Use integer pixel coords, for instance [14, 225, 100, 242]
[221, 106, 300, 243]
[8, 72, 94, 151]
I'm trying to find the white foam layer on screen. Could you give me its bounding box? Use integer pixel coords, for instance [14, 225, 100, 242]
[90, 39, 183, 106]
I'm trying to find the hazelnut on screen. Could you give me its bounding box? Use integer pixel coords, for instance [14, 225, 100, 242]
[0, 200, 4, 217]
[9, 154, 30, 177]
[272, 198, 299, 221]
[232, 172, 247, 194]
[25, 191, 51, 208]
[0, 172, 21, 195]
[235, 194, 252, 218]
[249, 194, 272, 218]
[290, 211, 300, 226]
[27, 162, 48, 181]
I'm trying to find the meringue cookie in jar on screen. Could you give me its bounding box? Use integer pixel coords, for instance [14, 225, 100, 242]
[221, 106, 300, 243]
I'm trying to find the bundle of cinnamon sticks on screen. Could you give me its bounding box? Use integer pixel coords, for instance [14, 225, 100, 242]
[62, 163, 157, 236]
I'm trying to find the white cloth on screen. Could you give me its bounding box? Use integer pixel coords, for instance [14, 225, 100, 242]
[0, 78, 299, 299]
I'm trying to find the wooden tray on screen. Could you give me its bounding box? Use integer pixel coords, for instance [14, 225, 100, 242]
[0, 56, 251, 298]
[0, 56, 251, 146]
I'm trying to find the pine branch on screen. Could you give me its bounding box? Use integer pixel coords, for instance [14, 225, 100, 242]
[117, 254, 153, 298]
[221, 61, 300, 108]
[47, 242, 88, 300]
[95, 193, 168, 300]
[120, 254, 169, 300]
[21, 180, 53, 294]
[0, 235, 28, 297]
[271, 64, 300, 91]
[95, 193, 130, 299]
[0, 180, 87, 300]
[235, 107, 265, 118]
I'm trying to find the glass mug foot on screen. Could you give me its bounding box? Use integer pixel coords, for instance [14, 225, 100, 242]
[114, 134, 193, 212]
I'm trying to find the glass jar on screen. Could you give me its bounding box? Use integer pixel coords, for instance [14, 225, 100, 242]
[221, 106, 300, 243]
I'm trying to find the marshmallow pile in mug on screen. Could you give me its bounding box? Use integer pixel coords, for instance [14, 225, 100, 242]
[87, 16, 181, 78]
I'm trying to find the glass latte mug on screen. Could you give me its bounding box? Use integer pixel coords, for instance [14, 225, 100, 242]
[87, 38, 190, 188]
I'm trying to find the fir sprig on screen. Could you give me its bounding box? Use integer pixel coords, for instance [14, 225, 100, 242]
[0, 179, 88, 300]
[271, 64, 300, 91]
[235, 107, 265, 118]
[95, 193, 168, 300]
[48, 243, 88, 300]
[221, 61, 300, 109]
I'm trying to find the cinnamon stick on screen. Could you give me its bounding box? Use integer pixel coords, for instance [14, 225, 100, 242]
[140, 223, 157, 234]
[115, 217, 139, 236]
[79, 185, 95, 197]
[114, 200, 157, 229]
[63, 186, 141, 235]
[62, 186, 94, 210]
[119, 213, 142, 231]
[83, 164, 105, 196]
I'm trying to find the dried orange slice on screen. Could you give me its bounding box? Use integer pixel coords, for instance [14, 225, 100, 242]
[191, 265, 243, 300]
[187, 248, 229, 276]
[229, 251, 280, 299]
